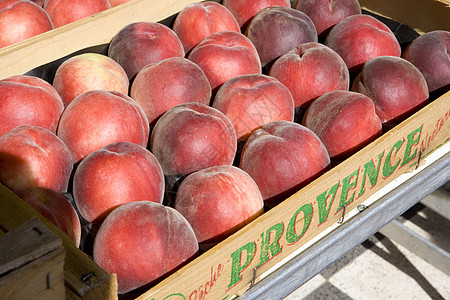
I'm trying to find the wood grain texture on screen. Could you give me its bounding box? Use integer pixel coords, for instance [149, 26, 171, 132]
[0, 218, 65, 300]
[360, 0, 450, 34]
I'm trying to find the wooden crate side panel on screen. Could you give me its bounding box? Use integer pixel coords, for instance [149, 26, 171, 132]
[0, 185, 118, 299]
[0, 0, 202, 80]
[0, 218, 65, 300]
[138, 92, 450, 299]
[0, 248, 65, 300]
[360, 0, 450, 34]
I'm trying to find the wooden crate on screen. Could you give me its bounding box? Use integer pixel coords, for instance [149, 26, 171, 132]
[0, 217, 65, 299]
[0, 185, 118, 299]
[0, 0, 449, 299]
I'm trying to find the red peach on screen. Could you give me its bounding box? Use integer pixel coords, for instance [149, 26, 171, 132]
[240, 120, 330, 203]
[150, 103, 237, 176]
[130, 57, 212, 125]
[73, 141, 165, 223]
[222, 0, 291, 30]
[212, 74, 295, 140]
[53, 53, 129, 107]
[324, 14, 401, 74]
[172, 1, 240, 53]
[108, 21, 185, 80]
[93, 201, 199, 294]
[294, 0, 361, 38]
[0, 74, 64, 138]
[245, 6, 318, 68]
[14, 187, 81, 247]
[303, 90, 382, 161]
[44, 0, 110, 28]
[0, 125, 73, 193]
[188, 30, 262, 92]
[57, 90, 149, 163]
[174, 165, 264, 244]
[0, 0, 53, 49]
[351, 56, 429, 125]
[402, 30, 450, 94]
[269, 42, 350, 108]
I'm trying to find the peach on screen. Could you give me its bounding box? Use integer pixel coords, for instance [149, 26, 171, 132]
[130, 57, 212, 125]
[240, 120, 330, 203]
[73, 141, 165, 223]
[14, 187, 81, 247]
[187, 30, 262, 92]
[93, 201, 199, 294]
[172, 1, 240, 53]
[150, 103, 237, 176]
[108, 21, 185, 80]
[53, 53, 129, 107]
[44, 0, 110, 28]
[0, 74, 64, 138]
[0, 125, 73, 193]
[402, 30, 450, 94]
[269, 42, 350, 109]
[0, 0, 53, 49]
[245, 6, 317, 68]
[222, 0, 291, 30]
[294, 0, 361, 38]
[324, 14, 401, 74]
[174, 165, 264, 244]
[212, 74, 295, 140]
[57, 90, 149, 163]
[351, 56, 429, 125]
[303, 90, 382, 161]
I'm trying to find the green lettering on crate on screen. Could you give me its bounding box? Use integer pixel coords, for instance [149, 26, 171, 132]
[258, 222, 284, 267]
[358, 151, 384, 198]
[383, 139, 404, 178]
[337, 168, 359, 212]
[286, 203, 313, 244]
[162, 293, 186, 299]
[401, 125, 422, 167]
[316, 182, 340, 225]
[228, 242, 256, 288]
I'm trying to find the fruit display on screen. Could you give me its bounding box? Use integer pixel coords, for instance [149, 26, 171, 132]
[0, 0, 449, 298]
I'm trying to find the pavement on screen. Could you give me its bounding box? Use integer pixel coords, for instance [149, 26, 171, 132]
[285, 182, 450, 300]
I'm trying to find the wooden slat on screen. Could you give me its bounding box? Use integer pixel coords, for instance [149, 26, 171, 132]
[0, 218, 65, 300]
[360, 0, 450, 34]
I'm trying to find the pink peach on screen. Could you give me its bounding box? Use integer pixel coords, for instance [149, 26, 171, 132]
[0, 125, 73, 193]
[73, 141, 165, 223]
[57, 90, 149, 163]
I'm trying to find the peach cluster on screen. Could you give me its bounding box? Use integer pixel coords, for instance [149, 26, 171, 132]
[0, 0, 448, 295]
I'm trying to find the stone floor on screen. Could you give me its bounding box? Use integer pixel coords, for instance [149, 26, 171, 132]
[285, 183, 450, 300]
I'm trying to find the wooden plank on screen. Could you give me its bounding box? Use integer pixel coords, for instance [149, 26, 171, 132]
[0, 218, 66, 300]
[0, 217, 62, 275]
[0, 0, 203, 80]
[136, 89, 449, 298]
[0, 186, 118, 299]
[359, 0, 450, 34]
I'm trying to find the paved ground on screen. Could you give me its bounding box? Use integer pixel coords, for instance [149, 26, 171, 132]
[285, 183, 450, 300]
